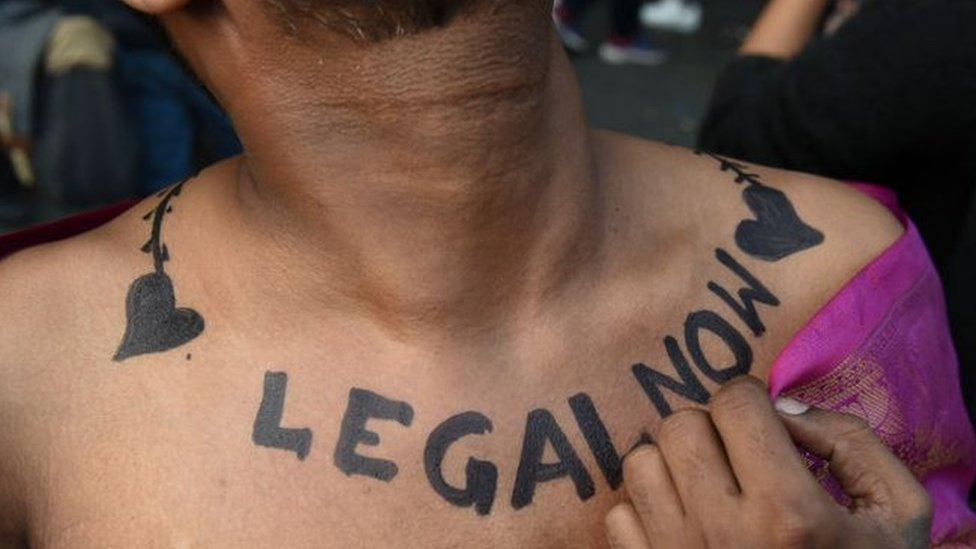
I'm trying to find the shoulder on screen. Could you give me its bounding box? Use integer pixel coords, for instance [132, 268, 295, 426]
[0, 189, 170, 396]
[732, 151, 905, 262]
[0, 215, 137, 535]
[0, 226, 123, 354]
[0, 167, 231, 541]
[0, 162, 236, 432]
[594, 131, 906, 360]
[0, 218, 134, 354]
[0, 242, 68, 539]
[596, 131, 903, 259]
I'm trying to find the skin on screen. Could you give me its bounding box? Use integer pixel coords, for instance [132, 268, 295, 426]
[607, 378, 934, 549]
[739, 0, 831, 58]
[0, 1, 905, 547]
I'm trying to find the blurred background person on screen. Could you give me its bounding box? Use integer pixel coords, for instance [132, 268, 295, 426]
[0, 0, 240, 227]
[0, 0, 135, 217]
[698, 0, 976, 424]
[553, 0, 669, 65]
[640, 0, 704, 34]
[66, 1, 241, 195]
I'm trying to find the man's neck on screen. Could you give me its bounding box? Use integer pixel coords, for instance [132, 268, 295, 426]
[218, 7, 604, 339]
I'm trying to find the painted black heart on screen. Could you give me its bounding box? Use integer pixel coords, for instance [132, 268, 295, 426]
[114, 272, 205, 362]
[736, 185, 825, 262]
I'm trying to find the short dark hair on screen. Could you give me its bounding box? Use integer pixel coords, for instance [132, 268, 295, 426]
[263, 0, 461, 42]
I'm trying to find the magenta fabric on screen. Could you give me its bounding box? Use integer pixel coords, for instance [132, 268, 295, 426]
[2, 186, 974, 544]
[770, 184, 976, 546]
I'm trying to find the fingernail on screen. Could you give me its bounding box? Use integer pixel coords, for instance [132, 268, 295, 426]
[774, 397, 810, 416]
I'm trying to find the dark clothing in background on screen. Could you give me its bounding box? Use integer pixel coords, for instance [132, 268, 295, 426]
[0, 0, 240, 210]
[58, 0, 165, 49]
[0, 0, 137, 205]
[562, 0, 644, 37]
[0, 153, 19, 202]
[700, 0, 976, 267]
[116, 50, 241, 193]
[55, 0, 240, 193]
[698, 0, 976, 425]
[34, 61, 138, 205]
[0, 1, 60, 139]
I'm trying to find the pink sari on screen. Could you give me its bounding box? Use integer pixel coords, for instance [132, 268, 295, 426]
[2, 186, 974, 545]
[770, 184, 976, 546]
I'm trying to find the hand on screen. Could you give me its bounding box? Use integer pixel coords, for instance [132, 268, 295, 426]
[605, 377, 932, 549]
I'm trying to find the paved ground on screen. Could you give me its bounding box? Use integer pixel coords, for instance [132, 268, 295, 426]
[0, 1, 762, 234]
[572, 0, 762, 145]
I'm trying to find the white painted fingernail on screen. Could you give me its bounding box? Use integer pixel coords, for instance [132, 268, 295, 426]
[774, 397, 810, 416]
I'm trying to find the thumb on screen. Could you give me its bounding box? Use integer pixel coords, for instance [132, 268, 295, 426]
[774, 399, 931, 521]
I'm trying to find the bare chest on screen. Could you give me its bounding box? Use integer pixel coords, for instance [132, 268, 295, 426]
[29, 355, 650, 548]
[27, 281, 797, 549]
[24, 216, 820, 547]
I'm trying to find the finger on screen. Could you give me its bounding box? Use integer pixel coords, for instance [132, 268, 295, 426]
[622, 444, 686, 545]
[709, 378, 822, 500]
[778, 406, 931, 518]
[605, 504, 651, 549]
[653, 409, 740, 519]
